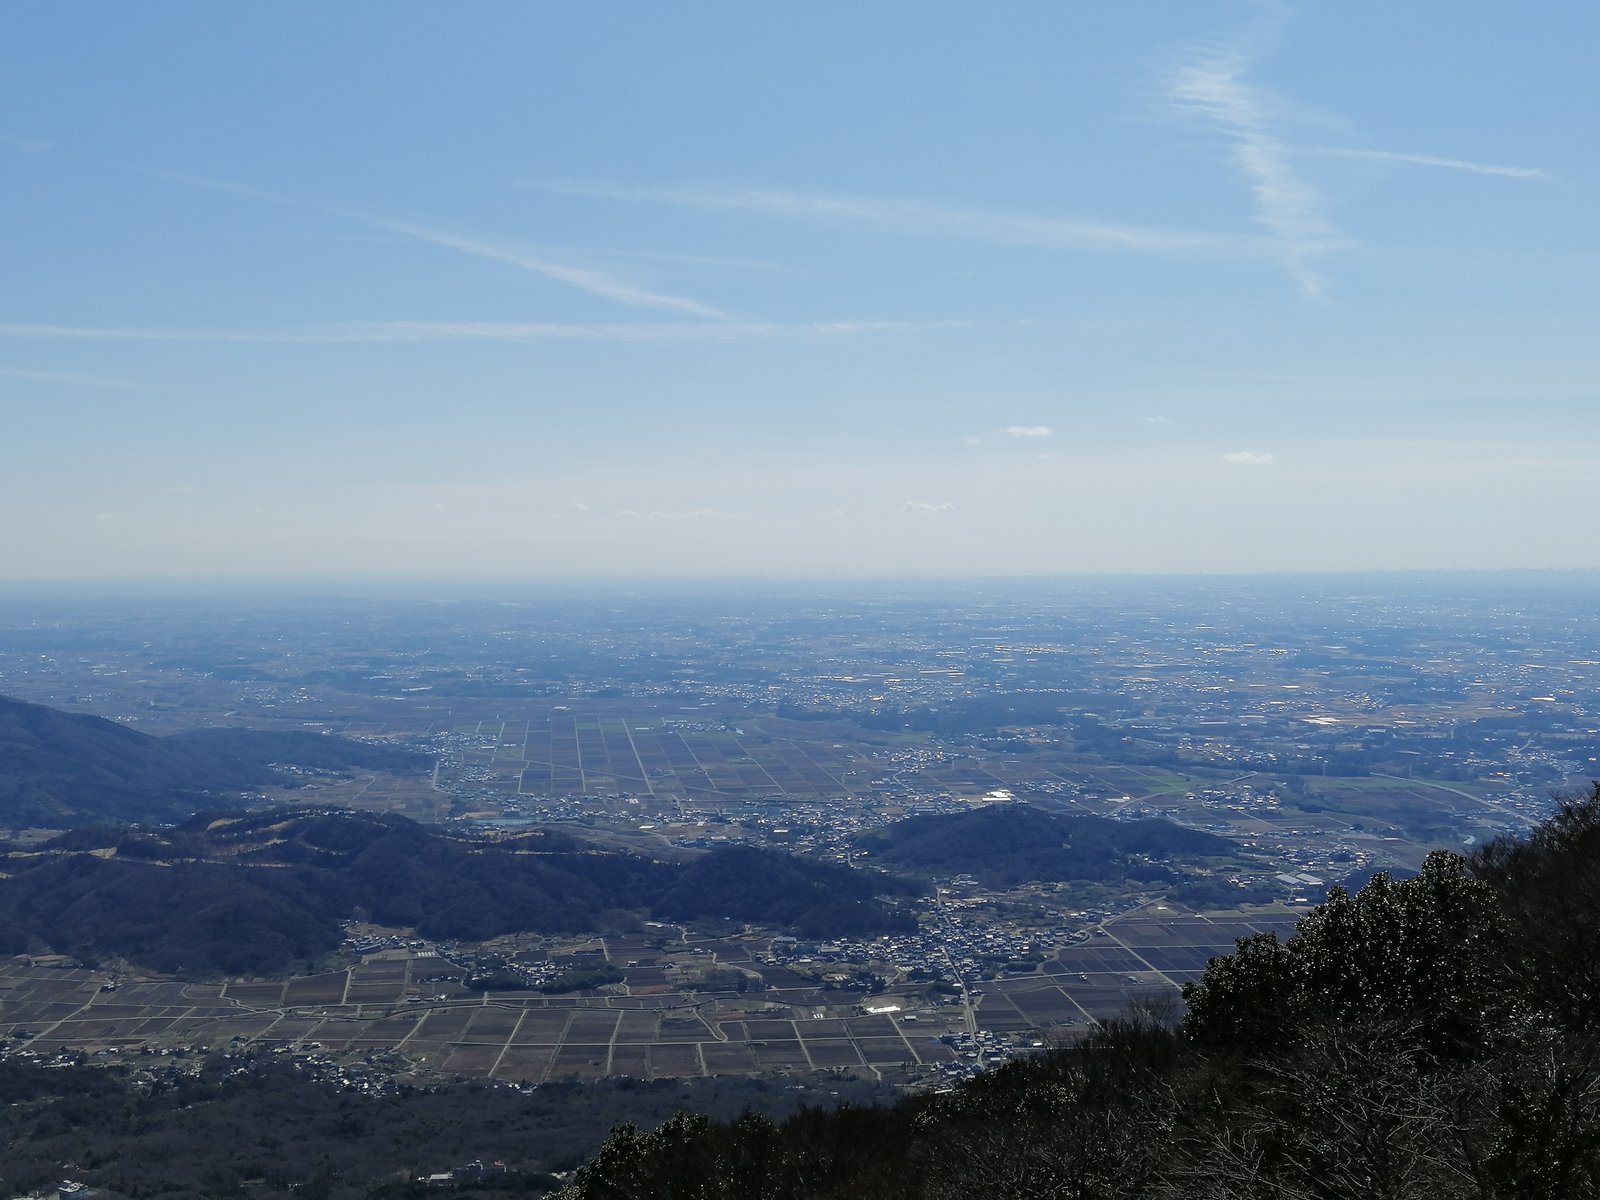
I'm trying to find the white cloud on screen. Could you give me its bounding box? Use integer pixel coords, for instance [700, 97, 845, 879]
[1222, 449, 1277, 465]
[611, 506, 728, 521]
[1140, 415, 1170, 425]
[0, 366, 151, 389]
[527, 180, 1257, 259]
[0, 319, 953, 345]
[1302, 147, 1546, 180]
[1000, 425, 1053, 438]
[903, 500, 955, 513]
[1169, 49, 1341, 296]
[136, 167, 292, 206]
[359, 215, 736, 320]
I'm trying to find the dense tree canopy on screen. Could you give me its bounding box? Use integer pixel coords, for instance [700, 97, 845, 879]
[1181, 849, 1520, 1058]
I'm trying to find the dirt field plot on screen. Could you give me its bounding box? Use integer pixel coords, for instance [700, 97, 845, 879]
[511, 1010, 573, 1043]
[116, 983, 192, 1005]
[202, 1014, 282, 1040]
[1109, 922, 1208, 949]
[352, 1014, 422, 1042]
[224, 981, 287, 1004]
[647, 1043, 704, 1077]
[47, 1020, 122, 1042]
[1052, 946, 1148, 973]
[696, 938, 752, 963]
[439, 1043, 504, 1075]
[465, 1008, 525, 1039]
[802, 1040, 864, 1069]
[745, 1018, 798, 1041]
[657, 1015, 712, 1043]
[857, 1037, 913, 1064]
[1137, 948, 1214, 977]
[166, 1016, 224, 1035]
[1054, 981, 1156, 1022]
[996, 986, 1086, 1025]
[622, 967, 670, 991]
[606, 1044, 651, 1076]
[712, 1018, 748, 1042]
[751, 1040, 811, 1070]
[346, 982, 405, 1004]
[550, 1043, 611, 1077]
[844, 1015, 897, 1038]
[701, 1043, 759, 1073]
[128, 1017, 178, 1036]
[917, 1040, 961, 1063]
[613, 1011, 663, 1040]
[299, 1019, 367, 1047]
[269, 1017, 320, 1041]
[798, 1018, 851, 1039]
[35, 1002, 92, 1021]
[565, 1010, 622, 1041]
[4, 1006, 56, 1027]
[282, 975, 348, 1006]
[423, 1003, 483, 1031]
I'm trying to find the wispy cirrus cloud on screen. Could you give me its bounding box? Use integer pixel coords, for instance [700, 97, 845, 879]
[1169, 49, 1340, 297]
[0, 366, 152, 389]
[358, 215, 736, 320]
[1300, 146, 1547, 180]
[129, 166, 294, 205]
[526, 179, 1257, 259]
[904, 500, 955, 513]
[0, 319, 955, 345]
[1000, 425, 1053, 438]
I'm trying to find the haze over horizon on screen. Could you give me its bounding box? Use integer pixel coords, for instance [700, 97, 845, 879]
[4, 2, 1597, 581]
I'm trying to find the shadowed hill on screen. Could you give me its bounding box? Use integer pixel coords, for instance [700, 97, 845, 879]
[0, 808, 922, 974]
[856, 802, 1234, 888]
[0, 695, 428, 827]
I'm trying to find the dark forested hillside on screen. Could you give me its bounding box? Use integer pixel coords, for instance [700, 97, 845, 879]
[650, 843, 922, 937]
[0, 695, 428, 827]
[0, 1055, 895, 1200]
[857, 801, 1233, 887]
[0, 809, 922, 973]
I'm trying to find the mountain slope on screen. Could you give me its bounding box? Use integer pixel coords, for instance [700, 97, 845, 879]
[0, 808, 921, 974]
[0, 695, 427, 827]
[857, 802, 1233, 888]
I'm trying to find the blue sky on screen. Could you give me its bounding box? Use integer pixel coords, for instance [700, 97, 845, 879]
[3, 1, 1597, 579]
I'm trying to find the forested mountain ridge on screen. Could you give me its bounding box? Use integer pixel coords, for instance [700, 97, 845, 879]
[0, 808, 922, 974]
[0, 695, 428, 827]
[556, 783, 1600, 1200]
[857, 801, 1235, 888]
